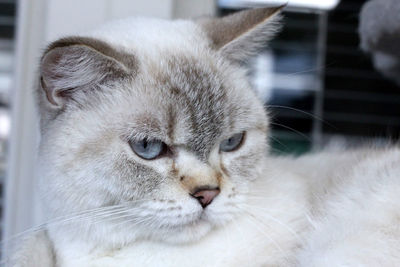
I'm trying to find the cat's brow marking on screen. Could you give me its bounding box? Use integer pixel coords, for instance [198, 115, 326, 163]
[167, 105, 177, 141]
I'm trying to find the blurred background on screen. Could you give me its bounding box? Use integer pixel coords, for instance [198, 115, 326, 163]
[1, 0, 399, 258]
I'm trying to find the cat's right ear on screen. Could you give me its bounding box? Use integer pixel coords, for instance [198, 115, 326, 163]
[39, 37, 136, 108]
[199, 6, 284, 63]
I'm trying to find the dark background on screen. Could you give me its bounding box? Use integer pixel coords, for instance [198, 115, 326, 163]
[220, 0, 400, 154]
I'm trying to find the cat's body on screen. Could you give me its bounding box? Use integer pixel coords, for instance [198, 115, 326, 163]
[296, 148, 400, 266]
[12, 148, 400, 266]
[9, 7, 400, 267]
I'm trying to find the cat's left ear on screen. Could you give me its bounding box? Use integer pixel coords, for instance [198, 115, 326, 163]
[39, 37, 137, 108]
[199, 6, 284, 62]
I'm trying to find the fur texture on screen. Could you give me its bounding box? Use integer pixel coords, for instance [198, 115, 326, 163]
[9, 7, 400, 267]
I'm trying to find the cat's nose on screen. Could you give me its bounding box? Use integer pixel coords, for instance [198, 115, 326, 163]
[190, 187, 220, 208]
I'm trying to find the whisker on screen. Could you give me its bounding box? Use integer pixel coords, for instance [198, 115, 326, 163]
[111, 214, 154, 229]
[268, 104, 337, 130]
[0, 199, 154, 247]
[239, 204, 302, 242]
[238, 202, 309, 221]
[270, 122, 311, 142]
[85, 208, 134, 225]
[269, 135, 290, 151]
[281, 64, 332, 77]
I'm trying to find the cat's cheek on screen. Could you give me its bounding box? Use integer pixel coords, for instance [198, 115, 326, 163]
[218, 130, 267, 182]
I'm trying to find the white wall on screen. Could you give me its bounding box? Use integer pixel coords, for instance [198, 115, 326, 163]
[3, 0, 215, 256]
[45, 0, 215, 42]
[45, 0, 175, 41]
[3, 0, 48, 256]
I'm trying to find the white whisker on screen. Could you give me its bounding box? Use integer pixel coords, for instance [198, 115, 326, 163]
[239, 204, 302, 242]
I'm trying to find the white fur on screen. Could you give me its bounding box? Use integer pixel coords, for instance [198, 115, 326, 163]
[296, 148, 400, 266]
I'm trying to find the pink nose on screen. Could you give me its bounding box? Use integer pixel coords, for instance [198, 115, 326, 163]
[191, 187, 220, 208]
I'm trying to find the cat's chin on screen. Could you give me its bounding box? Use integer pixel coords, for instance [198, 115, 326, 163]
[151, 219, 213, 245]
[150, 205, 238, 244]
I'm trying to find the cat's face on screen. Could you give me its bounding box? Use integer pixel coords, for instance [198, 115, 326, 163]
[37, 7, 282, 246]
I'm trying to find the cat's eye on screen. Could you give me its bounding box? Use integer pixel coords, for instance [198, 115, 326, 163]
[219, 132, 245, 152]
[129, 139, 167, 160]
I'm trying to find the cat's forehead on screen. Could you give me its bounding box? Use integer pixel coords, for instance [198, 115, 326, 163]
[119, 53, 230, 159]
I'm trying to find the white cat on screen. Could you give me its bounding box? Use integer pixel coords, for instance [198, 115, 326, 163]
[9, 6, 400, 267]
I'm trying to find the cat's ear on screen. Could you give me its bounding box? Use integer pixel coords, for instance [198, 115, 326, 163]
[39, 37, 136, 108]
[199, 6, 284, 62]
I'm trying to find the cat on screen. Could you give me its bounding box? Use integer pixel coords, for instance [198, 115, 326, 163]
[9, 6, 400, 267]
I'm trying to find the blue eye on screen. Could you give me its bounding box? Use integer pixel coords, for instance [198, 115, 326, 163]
[219, 132, 245, 152]
[129, 139, 166, 160]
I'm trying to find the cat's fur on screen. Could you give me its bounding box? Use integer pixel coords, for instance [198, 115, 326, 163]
[9, 6, 400, 267]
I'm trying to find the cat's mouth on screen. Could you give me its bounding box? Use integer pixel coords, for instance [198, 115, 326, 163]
[158, 207, 230, 233]
[122, 195, 237, 239]
[159, 211, 205, 229]
[149, 207, 219, 234]
[151, 214, 214, 244]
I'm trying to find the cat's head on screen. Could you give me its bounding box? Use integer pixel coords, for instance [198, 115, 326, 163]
[37, 7, 282, 246]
